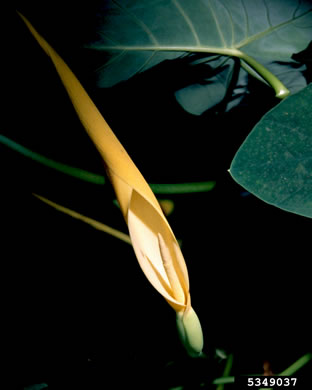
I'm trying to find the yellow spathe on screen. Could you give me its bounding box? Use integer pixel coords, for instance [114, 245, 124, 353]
[18, 12, 203, 356]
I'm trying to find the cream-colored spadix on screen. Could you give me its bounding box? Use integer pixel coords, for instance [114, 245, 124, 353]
[19, 12, 204, 356]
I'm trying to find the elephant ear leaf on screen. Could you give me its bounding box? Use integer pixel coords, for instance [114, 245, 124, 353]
[229, 83, 312, 218]
[86, 0, 312, 113]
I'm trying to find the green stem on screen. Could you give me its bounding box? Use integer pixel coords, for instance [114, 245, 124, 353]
[150, 181, 215, 194]
[98, 44, 290, 98]
[216, 354, 234, 390]
[212, 376, 234, 385]
[279, 353, 312, 376]
[212, 353, 311, 389]
[94, 43, 290, 98]
[0, 135, 215, 194]
[237, 52, 290, 98]
[0, 134, 105, 185]
[259, 353, 312, 390]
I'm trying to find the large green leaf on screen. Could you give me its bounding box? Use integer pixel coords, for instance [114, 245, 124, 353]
[87, 0, 312, 113]
[229, 83, 312, 218]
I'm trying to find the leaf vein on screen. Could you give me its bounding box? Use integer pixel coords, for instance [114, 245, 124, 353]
[263, 0, 273, 29]
[241, 0, 250, 40]
[219, 0, 235, 47]
[171, 0, 201, 46]
[293, 0, 302, 19]
[207, 0, 227, 47]
[135, 51, 158, 74]
[95, 50, 126, 73]
[112, 0, 159, 45]
[236, 7, 312, 48]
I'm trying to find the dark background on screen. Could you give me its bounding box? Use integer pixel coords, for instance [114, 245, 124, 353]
[1, 4, 311, 388]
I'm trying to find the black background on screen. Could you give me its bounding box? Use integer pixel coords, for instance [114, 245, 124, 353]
[2, 4, 311, 388]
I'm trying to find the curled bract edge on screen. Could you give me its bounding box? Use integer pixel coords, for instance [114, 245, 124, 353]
[18, 11, 204, 356]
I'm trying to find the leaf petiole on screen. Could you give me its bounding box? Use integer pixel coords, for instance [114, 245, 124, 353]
[237, 52, 290, 98]
[93, 43, 290, 98]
